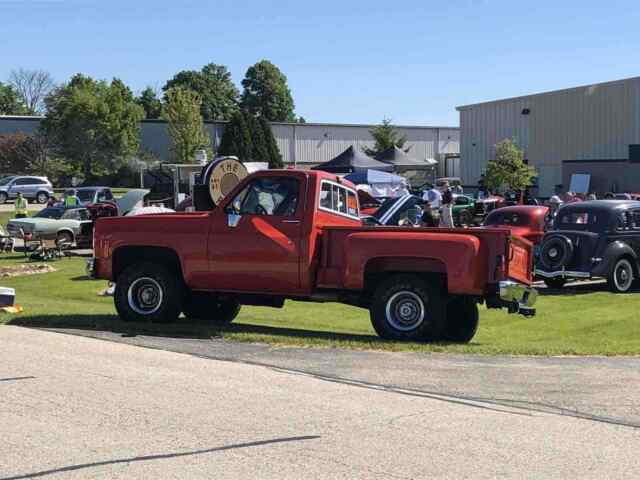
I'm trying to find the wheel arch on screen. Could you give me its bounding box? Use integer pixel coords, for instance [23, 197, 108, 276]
[595, 241, 639, 276]
[112, 245, 184, 281]
[56, 228, 75, 240]
[363, 257, 447, 295]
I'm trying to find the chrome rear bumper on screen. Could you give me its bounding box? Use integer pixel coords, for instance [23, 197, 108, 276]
[499, 280, 537, 316]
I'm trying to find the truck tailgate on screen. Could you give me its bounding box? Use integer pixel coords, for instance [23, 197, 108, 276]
[507, 235, 534, 286]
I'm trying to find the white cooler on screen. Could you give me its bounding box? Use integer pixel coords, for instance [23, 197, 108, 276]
[0, 287, 16, 307]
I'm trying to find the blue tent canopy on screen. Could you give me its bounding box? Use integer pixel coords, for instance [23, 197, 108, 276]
[344, 169, 405, 185]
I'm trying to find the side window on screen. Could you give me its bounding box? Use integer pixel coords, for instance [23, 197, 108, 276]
[318, 180, 359, 219]
[62, 210, 79, 220]
[33, 178, 47, 185]
[104, 190, 114, 201]
[632, 210, 640, 230]
[14, 178, 31, 186]
[228, 177, 299, 216]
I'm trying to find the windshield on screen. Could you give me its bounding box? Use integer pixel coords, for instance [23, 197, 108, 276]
[77, 190, 96, 202]
[34, 207, 64, 220]
[485, 211, 531, 227]
[0, 176, 15, 186]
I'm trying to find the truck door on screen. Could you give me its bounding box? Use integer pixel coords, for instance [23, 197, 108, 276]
[208, 175, 303, 293]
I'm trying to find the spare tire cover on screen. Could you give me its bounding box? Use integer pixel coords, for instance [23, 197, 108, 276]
[539, 235, 574, 270]
[202, 157, 248, 205]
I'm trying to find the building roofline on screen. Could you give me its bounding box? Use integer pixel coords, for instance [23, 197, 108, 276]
[0, 115, 457, 131]
[455, 75, 640, 111]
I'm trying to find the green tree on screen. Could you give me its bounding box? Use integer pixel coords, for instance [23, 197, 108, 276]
[136, 86, 162, 119]
[484, 138, 536, 193]
[240, 60, 295, 122]
[0, 82, 27, 115]
[163, 63, 239, 120]
[217, 111, 253, 161]
[247, 114, 269, 162]
[163, 87, 211, 164]
[362, 118, 407, 157]
[260, 117, 283, 168]
[42, 74, 144, 181]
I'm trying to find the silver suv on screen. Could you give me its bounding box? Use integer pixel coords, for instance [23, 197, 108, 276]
[0, 176, 54, 204]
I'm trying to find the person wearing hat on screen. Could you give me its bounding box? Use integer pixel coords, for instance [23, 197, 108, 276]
[14, 192, 28, 218]
[64, 189, 81, 208]
[440, 182, 455, 228]
[545, 195, 564, 229]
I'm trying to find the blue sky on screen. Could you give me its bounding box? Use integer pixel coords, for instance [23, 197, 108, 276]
[2, 0, 639, 126]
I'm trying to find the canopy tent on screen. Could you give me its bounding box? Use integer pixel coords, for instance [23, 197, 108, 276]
[345, 170, 409, 198]
[344, 169, 405, 185]
[375, 146, 438, 170]
[311, 146, 393, 174]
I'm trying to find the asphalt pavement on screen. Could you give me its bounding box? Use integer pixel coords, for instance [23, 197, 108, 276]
[2, 325, 640, 479]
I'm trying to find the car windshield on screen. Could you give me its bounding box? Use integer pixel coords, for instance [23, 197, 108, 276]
[485, 212, 530, 226]
[77, 190, 96, 202]
[34, 207, 65, 220]
[0, 176, 15, 186]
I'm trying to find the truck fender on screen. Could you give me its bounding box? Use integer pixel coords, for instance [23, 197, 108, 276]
[592, 241, 638, 276]
[363, 257, 447, 292]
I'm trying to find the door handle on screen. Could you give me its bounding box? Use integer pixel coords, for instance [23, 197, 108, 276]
[282, 219, 301, 224]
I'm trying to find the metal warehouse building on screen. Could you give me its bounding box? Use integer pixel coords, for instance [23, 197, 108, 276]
[457, 76, 640, 197]
[0, 116, 459, 175]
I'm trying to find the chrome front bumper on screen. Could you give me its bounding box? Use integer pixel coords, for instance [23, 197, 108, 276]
[534, 268, 590, 279]
[499, 280, 537, 316]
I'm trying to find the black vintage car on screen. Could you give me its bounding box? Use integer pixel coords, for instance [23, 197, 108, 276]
[535, 200, 640, 292]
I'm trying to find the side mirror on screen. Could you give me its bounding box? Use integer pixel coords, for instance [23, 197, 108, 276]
[228, 213, 241, 228]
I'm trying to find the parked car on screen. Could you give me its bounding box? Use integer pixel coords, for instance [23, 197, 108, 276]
[89, 170, 537, 344]
[74, 187, 114, 205]
[535, 200, 640, 292]
[452, 194, 476, 226]
[481, 205, 549, 245]
[361, 195, 424, 226]
[7, 206, 92, 246]
[0, 175, 54, 204]
[473, 195, 506, 224]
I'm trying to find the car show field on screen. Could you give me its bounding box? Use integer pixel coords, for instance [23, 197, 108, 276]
[1, 255, 639, 355]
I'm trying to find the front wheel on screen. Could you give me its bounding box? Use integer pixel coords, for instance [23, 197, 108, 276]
[114, 262, 184, 323]
[607, 258, 635, 293]
[370, 274, 444, 341]
[182, 292, 241, 324]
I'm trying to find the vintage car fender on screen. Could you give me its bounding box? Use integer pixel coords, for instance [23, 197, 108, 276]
[591, 240, 638, 276]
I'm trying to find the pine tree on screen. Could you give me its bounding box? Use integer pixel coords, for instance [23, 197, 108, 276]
[260, 117, 283, 168]
[362, 118, 408, 157]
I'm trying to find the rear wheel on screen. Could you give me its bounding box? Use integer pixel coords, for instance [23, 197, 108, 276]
[543, 277, 567, 289]
[607, 258, 635, 293]
[182, 292, 241, 324]
[36, 192, 49, 204]
[56, 231, 74, 247]
[115, 262, 184, 323]
[0, 192, 7, 204]
[370, 274, 444, 341]
[442, 297, 479, 343]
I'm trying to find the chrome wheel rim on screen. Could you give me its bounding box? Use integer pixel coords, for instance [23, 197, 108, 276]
[385, 291, 425, 331]
[614, 260, 633, 291]
[127, 277, 163, 315]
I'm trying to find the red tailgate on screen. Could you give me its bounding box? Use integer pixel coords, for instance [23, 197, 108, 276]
[507, 235, 534, 285]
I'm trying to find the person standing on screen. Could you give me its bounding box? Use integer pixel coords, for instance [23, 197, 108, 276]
[14, 192, 28, 218]
[440, 183, 454, 228]
[64, 189, 81, 208]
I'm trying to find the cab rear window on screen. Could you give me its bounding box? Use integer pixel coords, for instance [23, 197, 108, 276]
[319, 180, 359, 219]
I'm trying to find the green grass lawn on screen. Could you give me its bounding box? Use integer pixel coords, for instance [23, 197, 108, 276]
[0, 255, 639, 355]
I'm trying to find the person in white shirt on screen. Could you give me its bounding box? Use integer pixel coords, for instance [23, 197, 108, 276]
[422, 186, 442, 209]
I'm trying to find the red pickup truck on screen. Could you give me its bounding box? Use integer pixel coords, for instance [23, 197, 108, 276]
[90, 170, 537, 343]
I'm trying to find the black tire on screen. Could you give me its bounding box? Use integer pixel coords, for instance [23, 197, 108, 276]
[543, 277, 567, 289]
[36, 191, 49, 204]
[114, 262, 184, 323]
[0, 192, 7, 204]
[539, 235, 574, 271]
[607, 257, 635, 293]
[370, 274, 445, 341]
[442, 297, 479, 343]
[459, 210, 472, 226]
[182, 292, 241, 324]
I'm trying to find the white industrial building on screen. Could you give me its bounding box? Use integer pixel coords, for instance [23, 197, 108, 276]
[457, 76, 640, 197]
[0, 116, 460, 176]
